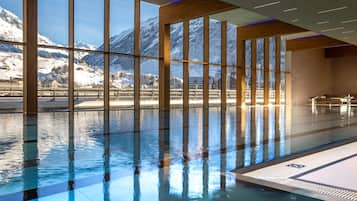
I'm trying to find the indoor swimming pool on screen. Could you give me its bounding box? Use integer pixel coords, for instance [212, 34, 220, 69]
[0, 106, 356, 201]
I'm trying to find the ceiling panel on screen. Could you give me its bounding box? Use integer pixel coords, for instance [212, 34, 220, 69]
[221, 0, 357, 45]
[210, 8, 270, 26]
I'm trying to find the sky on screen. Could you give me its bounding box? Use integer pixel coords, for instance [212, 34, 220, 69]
[0, 0, 158, 47]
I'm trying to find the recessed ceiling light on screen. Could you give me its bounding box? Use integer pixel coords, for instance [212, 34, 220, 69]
[254, 1, 280, 9]
[291, 19, 299, 23]
[317, 21, 329, 25]
[283, 8, 298, 12]
[341, 18, 357, 24]
[321, 27, 344, 32]
[342, 30, 355, 34]
[317, 6, 347, 14]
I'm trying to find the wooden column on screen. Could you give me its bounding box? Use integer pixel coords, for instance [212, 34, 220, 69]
[68, 0, 74, 112]
[23, 0, 38, 114]
[264, 38, 270, 105]
[203, 17, 209, 110]
[134, 0, 141, 112]
[236, 36, 245, 106]
[221, 21, 227, 109]
[275, 36, 281, 105]
[158, 21, 170, 112]
[104, 0, 110, 110]
[251, 40, 257, 105]
[183, 20, 189, 111]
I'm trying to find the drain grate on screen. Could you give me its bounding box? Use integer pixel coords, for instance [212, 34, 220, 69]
[288, 179, 357, 201]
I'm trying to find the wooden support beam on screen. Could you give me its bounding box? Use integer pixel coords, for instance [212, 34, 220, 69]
[23, 0, 38, 114]
[238, 20, 306, 41]
[203, 16, 210, 109]
[287, 35, 347, 51]
[183, 20, 189, 111]
[264, 38, 269, 105]
[68, 0, 74, 112]
[236, 36, 245, 106]
[275, 36, 281, 105]
[104, 0, 110, 110]
[158, 22, 170, 112]
[325, 45, 357, 58]
[221, 21, 227, 109]
[160, 0, 237, 24]
[251, 40, 257, 105]
[134, 0, 141, 112]
[220, 108, 226, 190]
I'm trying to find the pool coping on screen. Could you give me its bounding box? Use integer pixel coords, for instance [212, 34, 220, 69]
[234, 138, 357, 201]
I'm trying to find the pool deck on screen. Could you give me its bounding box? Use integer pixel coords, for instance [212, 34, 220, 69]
[238, 141, 357, 201]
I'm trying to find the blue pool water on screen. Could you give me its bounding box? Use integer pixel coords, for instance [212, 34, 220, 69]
[0, 106, 356, 201]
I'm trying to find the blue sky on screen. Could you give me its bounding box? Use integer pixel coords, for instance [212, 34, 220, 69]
[0, 0, 158, 47]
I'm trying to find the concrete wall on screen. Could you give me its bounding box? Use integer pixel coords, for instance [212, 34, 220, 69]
[290, 49, 332, 105]
[330, 56, 357, 96]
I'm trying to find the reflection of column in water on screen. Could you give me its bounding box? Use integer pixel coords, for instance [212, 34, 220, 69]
[183, 109, 189, 161]
[263, 107, 269, 162]
[134, 108, 141, 133]
[133, 109, 141, 201]
[250, 107, 257, 164]
[103, 110, 111, 201]
[275, 107, 281, 158]
[22, 115, 39, 200]
[235, 107, 246, 169]
[202, 107, 209, 198]
[68, 112, 75, 200]
[279, 106, 286, 157]
[220, 107, 226, 191]
[202, 107, 209, 154]
[158, 125, 170, 201]
[182, 109, 189, 200]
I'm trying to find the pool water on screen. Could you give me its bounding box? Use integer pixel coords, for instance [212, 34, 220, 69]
[0, 105, 356, 201]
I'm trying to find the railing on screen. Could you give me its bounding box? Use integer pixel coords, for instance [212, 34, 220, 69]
[0, 87, 281, 100]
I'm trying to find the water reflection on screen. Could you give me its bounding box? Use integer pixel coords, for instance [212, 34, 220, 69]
[0, 106, 356, 200]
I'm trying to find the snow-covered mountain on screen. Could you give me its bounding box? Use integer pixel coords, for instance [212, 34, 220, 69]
[83, 17, 238, 77]
[0, 5, 280, 88]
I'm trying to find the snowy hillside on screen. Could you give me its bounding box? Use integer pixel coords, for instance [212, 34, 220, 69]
[0, 5, 280, 89]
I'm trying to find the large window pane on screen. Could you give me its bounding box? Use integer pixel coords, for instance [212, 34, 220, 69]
[109, 55, 134, 109]
[245, 40, 251, 104]
[0, 0, 23, 42]
[281, 38, 286, 72]
[281, 73, 286, 104]
[269, 37, 276, 104]
[0, 43, 23, 112]
[38, 48, 68, 111]
[170, 22, 183, 60]
[209, 19, 221, 64]
[189, 18, 203, 62]
[256, 39, 264, 104]
[110, 0, 134, 54]
[227, 66, 236, 105]
[74, 52, 103, 110]
[38, 0, 68, 47]
[140, 1, 159, 57]
[75, 0, 103, 49]
[209, 66, 221, 105]
[170, 62, 183, 107]
[269, 72, 276, 104]
[189, 64, 203, 105]
[140, 58, 159, 108]
[227, 23, 237, 66]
